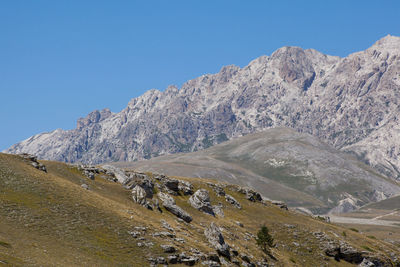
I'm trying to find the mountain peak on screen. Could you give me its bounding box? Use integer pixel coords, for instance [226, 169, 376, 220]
[6, 37, 400, 181]
[370, 34, 400, 54]
[270, 46, 305, 58]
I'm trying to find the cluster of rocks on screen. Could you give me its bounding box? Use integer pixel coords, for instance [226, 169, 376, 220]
[206, 183, 226, 197]
[153, 174, 194, 196]
[207, 183, 242, 210]
[78, 166, 277, 265]
[20, 153, 47, 172]
[77, 165, 106, 180]
[203, 222, 267, 267]
[237, 187, 263, 202]
[313, 231, 396, 266]
[148, 253, 198, 266]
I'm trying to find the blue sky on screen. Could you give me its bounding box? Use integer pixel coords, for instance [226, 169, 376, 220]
[1, 0, 399, 150]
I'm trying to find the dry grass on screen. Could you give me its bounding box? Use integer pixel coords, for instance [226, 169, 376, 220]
[0, 153, 399, 266]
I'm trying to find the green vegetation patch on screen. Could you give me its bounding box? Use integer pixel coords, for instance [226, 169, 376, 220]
[0, 241, 11, 248]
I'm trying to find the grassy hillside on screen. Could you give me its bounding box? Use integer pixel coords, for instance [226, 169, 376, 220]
[0, 153, 399, 266]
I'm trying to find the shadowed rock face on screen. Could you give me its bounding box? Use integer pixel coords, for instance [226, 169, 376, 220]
[189, 189, 215, 216]
[5, 35, 400, 180]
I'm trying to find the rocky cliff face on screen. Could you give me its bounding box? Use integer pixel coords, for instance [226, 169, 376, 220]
[5, 35, 400, 180]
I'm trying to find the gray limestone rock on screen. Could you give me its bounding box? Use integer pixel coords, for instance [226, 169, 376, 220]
[131, 185, 147, 206]
[189, 189, 215, 216]
[157, 192, 192, 223]
[101, 165, 129, 184]
[212, 204, 224, 217]
[81, 184, 89, 190]
[179, 180, 194, 195]
[161, 244, 176, 253]
[204, 222, 230, 258]
[225, 194, 241, 209]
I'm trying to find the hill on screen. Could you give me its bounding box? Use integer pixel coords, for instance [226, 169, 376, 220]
[113, 128, 400, 214]
[1, 152, 399, 266]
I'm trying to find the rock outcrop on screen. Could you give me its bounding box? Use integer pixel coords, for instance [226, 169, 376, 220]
[131, 185, 147, 205]
[101, 165, 129, 184]
[158, 192, 192, 223]
[204, 222, 230, 258]
[189, 189, 215, 216]
[20, 153, 47, 172]
[224, 194, 241, 209]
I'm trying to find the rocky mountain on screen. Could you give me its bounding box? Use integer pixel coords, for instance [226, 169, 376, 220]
[113, 127, 400, 214]
[1, 153, 399, 266]
[5, 35, 400, 180]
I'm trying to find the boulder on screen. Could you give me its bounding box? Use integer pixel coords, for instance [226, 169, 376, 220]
[124, 172, 154, 197]
[179, 180, 194, 195]
[201, 260, 221, 267]
[207, 253, 220, 263]
[324, 241, 364, 264]
[189, 189, 215, 216]
[225, 194, 241, 209]
[81, 184, 89, 190]
[204, 222, 230, 258]
[101, 165, 129, 184]
[161, 244, 176, 253]
[164, 179, 180, 194]
[152, 231, 176, 238]
[179, 253, 198, 266]
[84, 170, 95, 180]
[131, 185, 147, 205]
[207, 183, 226, 196]
[158, 192, 192, 223]
[243, 188, 262, 202]
[340, 243, 364, 263]
[358, 259, 375, 267]
[168, 255, 179, 264]
[212, 204, 224, 217]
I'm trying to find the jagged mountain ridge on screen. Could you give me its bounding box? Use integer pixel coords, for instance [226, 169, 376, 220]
[5, 35, 400, 180]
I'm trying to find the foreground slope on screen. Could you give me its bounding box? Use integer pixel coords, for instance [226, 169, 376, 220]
[114, 128, 400, 214]
[6, 35, 400, 181]
[1, 153, 399, 266]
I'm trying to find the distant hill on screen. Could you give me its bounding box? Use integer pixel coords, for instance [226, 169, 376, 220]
[6, 35, 400, 182]
[113, 128, 400, 214]
[1, 153, 399, 266]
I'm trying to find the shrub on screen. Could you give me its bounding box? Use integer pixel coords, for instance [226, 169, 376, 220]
[256, 225, 274, 254]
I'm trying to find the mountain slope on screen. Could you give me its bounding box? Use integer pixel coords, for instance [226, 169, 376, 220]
[5, 35, 400, 180]
[113, 127, 400, 214]
[114, 128, 400, 216]
[1, 153, 399, 266]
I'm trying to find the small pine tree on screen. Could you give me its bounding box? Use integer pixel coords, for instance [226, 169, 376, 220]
[256, 225, 274, 254]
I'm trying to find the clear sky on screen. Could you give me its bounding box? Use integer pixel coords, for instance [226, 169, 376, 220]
[1, 0, 399, 150]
